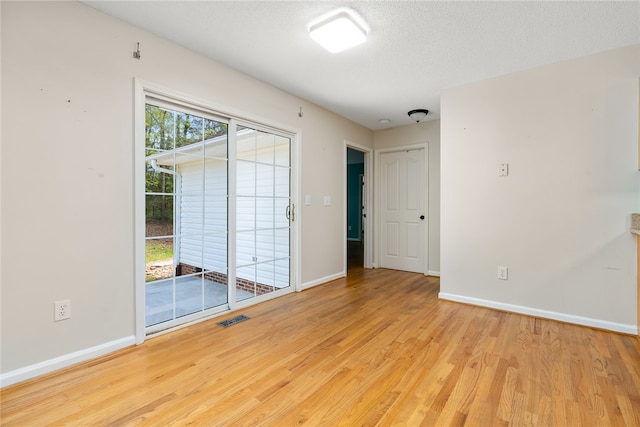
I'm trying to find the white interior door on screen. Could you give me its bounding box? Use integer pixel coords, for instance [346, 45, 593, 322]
[379, 148, 427, 273]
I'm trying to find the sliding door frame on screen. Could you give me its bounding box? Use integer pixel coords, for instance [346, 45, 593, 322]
[134, 79, 300, 344]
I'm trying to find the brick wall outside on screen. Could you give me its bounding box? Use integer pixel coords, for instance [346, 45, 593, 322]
[236, 277, 275, 295]
[177, 263, 274, 295]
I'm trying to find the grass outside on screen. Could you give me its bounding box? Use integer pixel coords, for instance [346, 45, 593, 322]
[146, 240, 173, 263]
[146, 239, 174, 282]
[145, 221, 175, 282]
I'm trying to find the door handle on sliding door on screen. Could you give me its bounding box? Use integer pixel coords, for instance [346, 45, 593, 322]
[286, 204, 295, 222]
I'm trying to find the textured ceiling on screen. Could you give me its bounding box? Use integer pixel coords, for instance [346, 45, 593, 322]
[83, 1, 640, 130]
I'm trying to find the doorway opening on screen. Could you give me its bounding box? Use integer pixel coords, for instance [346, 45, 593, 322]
[347, 148, 364, 270]
[345, 143, 372, 273]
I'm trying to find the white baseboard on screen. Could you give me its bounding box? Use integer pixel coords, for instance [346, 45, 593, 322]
[427, 270, 440, 277]
[438, 292, 637, 335]
[1, 335, 136, 389]
[300, 272, 345, 291]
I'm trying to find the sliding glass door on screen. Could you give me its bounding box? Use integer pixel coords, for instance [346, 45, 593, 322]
[141, 96, 293, 333]
[235, 125, 291, 301]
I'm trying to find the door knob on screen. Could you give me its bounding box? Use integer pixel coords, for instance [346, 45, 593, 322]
[420, 215, 425, 220]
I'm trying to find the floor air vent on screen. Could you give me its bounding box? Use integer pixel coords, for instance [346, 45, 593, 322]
[217, 314, 249, 328]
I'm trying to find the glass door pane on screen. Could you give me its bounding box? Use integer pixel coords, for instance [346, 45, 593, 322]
[145, 103, 228, 329]
[235, 126, 291, 301]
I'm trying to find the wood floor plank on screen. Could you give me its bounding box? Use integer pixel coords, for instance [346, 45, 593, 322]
[1, 268, 639, 426]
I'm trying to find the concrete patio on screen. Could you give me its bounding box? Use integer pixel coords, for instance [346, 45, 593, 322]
[146, 276, 254, 327]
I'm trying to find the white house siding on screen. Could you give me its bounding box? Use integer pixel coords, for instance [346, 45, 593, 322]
[178, 158, 228, 276]
[178, 132, 290, 288]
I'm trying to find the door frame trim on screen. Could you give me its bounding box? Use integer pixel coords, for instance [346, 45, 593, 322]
[374, 143, 429, 274]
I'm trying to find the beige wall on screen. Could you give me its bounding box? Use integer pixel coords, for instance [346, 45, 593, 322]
[373, 121, 441, 274]
[440, 45, 640, 332]
[1, 1, 372, 376]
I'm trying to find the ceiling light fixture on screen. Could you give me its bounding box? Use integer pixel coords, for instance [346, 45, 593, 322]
[309, 8, 368, 53]
[408, 109, 429, 123]
[379, 118, 391, 125]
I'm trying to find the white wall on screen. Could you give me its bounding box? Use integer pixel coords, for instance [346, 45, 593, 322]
[373, 121, 441, 274]
[1, 1, 372, 379]
[440, 45, 640, 332]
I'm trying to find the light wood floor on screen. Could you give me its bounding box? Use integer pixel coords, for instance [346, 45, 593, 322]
[2, 268, 640, 426]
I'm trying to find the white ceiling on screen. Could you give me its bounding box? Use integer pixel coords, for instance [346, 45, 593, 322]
[83, 1, 639, 130]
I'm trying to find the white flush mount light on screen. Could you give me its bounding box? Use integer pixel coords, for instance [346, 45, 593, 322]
[309, 8, 369, 53]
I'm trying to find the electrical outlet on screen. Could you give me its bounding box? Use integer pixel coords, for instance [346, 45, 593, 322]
[54, 300, 71, 321]
[499, 163, 509, 177]
[497, 266, 508, 280]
